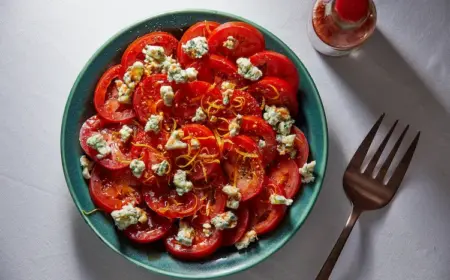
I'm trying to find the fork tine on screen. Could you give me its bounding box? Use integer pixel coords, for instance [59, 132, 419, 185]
[375, 125, 409, 182]
[364, 120, 398, 176]
[348, 113, 385, 170]
[386, 132, 421, 191]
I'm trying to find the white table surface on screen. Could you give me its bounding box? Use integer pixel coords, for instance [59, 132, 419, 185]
[1, 0, 450, 279]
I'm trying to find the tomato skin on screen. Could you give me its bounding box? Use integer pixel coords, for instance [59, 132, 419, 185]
[222, 135, 265, 201]
[188, 54, 244, 86]
[250, 51, 300, 91]
[227, 90, 262, 117]
[193, 188, 227, 224]
[222, 206, 250, 246]
[94, 65, 136, 123]
[177, 21, 220, 66]
[121, 31, 178, 68]
[89, 165, 142, 213]
[250, 177, 287, 235]
[124, 208, 173, 243]
[240, 116, 277, 166]
[248, 76, 299, 116]
[208, 22, 265, 60]
[165, 223, 223, 260]
[269, 159, 300, 199]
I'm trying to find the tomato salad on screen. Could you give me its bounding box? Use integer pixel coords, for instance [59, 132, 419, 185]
[79, 21, 317, 260]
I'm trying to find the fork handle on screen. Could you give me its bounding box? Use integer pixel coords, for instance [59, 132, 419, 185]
[316, 207, 362, 280]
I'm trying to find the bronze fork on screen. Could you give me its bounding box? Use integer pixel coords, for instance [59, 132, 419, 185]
[316, 114, 421, 280]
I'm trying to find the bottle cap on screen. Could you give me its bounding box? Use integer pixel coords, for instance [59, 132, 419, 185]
[335, 0, 369, 22]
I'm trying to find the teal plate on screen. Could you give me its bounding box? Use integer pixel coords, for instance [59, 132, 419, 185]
[61, 9, 328, 279]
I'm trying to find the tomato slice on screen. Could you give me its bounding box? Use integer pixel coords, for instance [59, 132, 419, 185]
[226, 89, 262, 117]
[208, 22, 265, 60]
[94, 65, 136, 123]
[142, 185, 199, 219]
[121, 31, 178, 68]
[249, 177, 286, 235]
[240, 116, 277, 166]
[222, 205, 250, 246]
[79, 115, 133, 170]
[250, 51, 299, 91]
[89, 165, 142, 212]
[193, 188, 227, 224]
[177, 21, 221, 66]
[188, 54, 244, 86]
[222, 135, 265, 201]
[165, 221, 222, 260]
[170, 124, 220, 182]
[248, 76, 299, 116]
[133, 74, 175, 126]
[269, 159, 300, 199]
[124, 208, 173, 244]
[278, 126, 310, 168]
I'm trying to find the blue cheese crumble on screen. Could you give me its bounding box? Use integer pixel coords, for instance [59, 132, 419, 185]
[119, 125, 133, 142]
[167, 63, 197, 84]
[192, 107, 207, 122]
[176, 221, 195, 246]
[151, 160, 170, 176]
[173, 170, 193, 196]
[129, 159, 146, 178]
[110, 203, 147, 230]
[145, 114, 163, 133]
[190, 138, 200, 149]
[211, 211, 238, 230]
[269, 194, 293, 206]
[86, 133, 111, 159]
[182, 36, 209, 59]
[116, 61, 145, 104]
[299, 161, 316, 183]
[258, 139, 266, 148]
[80, 155, 93, 180]
[165, 130, 188, 150]
[276, 134, 296, 156]
[236, 57, 262, 81]
[160, 85, 174, 107]
[228, 114, 243, 137]
[222, 185, 241, 209]
[223, 36, 237, 50]
[203, 223, 212, 237]
[220, 81, 235, 105]
[235, 230, 258, 250]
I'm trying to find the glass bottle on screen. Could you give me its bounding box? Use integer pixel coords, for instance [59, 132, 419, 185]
[307, 0, 377, 57]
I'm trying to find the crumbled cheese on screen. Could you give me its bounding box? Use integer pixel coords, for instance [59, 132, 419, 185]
[151, 160, 169, 176]
[116, 61, 145, 104]
[203, 223, 213, 237]
[211, 211, 238, 230]
[223, 36, 237, 50]
[86, 133, 111, 159]
[220, 81, 235, 105]
[110, 204, 147, 230]
[299, 161, 316, 184]
[119, 125, 133, 142]
[221, 81, 236, 91]
[263, 105, 296, 156]
[182, 36, 209, 59]
[165, 130, 188, 150]
[222, 185, 242, 209]
[129, 159, 146, 178]
[143, 45, 166, 63]
[192, 107, 207, 122]
[276, 134, 296, 156]
[160, 56, 177, 74]
[190, 138, 200, 149]
[80, 155, 93, 180]
[235, 230, 258, 250]
[236, 57, 262, 81]
[258, 139, 266, 148]
[229, 114, 243, 137]
[173, 170, 193, 196]
[210, 115, 217, 122]
[185, 67, 198, 81]
[167, 63, 189, 84]
[176, 221, 195, 246]
[159, 85, 174, 107]
[145, 114, 163, 133]
[269, 194, 293, 206]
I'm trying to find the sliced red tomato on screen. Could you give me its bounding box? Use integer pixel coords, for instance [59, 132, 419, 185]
[79, 115, 133, 170]
[248, 76, 299, 116]
[170, 124, 220, 182]
[226, 89, 262, 117]
[208, 22, 265, 60]
[133, 74, 175, 127]
[121, 31, 178, 68]
[165, 221, 222, 260]
[188, 54, 244, 86]
[240, 116, 277, 166]
[142, 185, 199, 219]
[193, 188, 227, 224]
[249, 177, 286, 235]
[89, 165, 141, 212]
[250, 51, 299, 91]
[124, 208, 173, 244]
[177, 21, 220, 66]
[269, 159, 300, 199]
[222, 206, 250, 246]
[279, 126, 310, 168]
[222, 135, 265, 201]
[93, 65, 136, 123]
